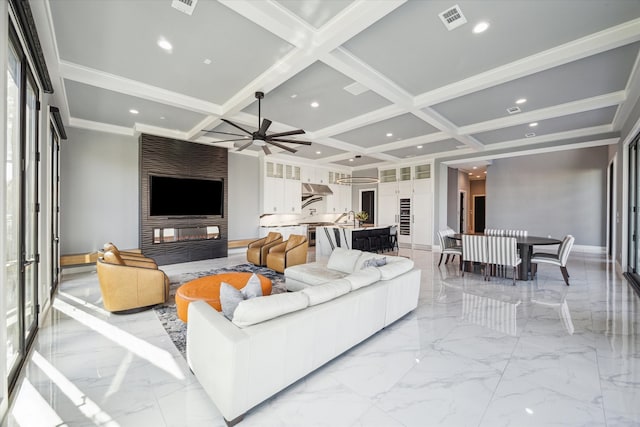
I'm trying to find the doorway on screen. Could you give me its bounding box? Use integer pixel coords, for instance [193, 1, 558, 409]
[360, 189, 376, 225]
[473, 195, 486, 233]
[607, 157, 615, 259]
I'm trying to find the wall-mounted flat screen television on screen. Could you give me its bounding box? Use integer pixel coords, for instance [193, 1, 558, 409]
[150, 175, 223, 216]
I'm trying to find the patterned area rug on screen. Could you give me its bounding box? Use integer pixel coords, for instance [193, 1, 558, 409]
[153, 263, 286, 358]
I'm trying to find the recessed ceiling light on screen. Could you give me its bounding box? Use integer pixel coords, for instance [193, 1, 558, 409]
[203, 58, 212, 65]
[310, 101, 319, 108]
[529, 122, 538, 127]
[484, 171, 487, 174]
[473, 166, 477, 169]
[349, 158, 354, 162]
[386, 132, 393, 137]
[315, 151, 321, 155]
[291, 94, 298, 99]
[469, 172, 473, 175]
[129, 109, 139, 114]
[417, 145, 423, 149]
[160, 116, 165, 120]
[157, 38, 172, 51]
[516, 98, 527, 104]
[473, 21, 489, 34]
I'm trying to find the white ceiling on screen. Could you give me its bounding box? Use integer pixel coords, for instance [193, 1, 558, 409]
[30, 0, 640, 169]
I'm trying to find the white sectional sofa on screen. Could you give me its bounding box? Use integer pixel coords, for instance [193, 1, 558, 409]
[186, 248, 420, 425]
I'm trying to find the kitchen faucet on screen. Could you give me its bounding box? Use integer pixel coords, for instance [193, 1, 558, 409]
[347, 210, 356, 227]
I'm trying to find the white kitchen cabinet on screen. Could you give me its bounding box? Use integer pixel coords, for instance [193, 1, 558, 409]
[326, 184, 351, 214]
[301, 166, 328, 184]
[377, 163, 433, 248]
[262, 161, 301, 214]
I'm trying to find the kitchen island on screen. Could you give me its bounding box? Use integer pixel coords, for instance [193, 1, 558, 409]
[316, 225, 394, 258]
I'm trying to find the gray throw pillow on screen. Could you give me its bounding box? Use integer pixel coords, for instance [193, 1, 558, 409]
[219, 274, 264, 320]
[361, 257, 387, 269]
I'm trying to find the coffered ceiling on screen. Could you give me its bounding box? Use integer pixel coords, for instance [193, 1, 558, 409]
[30, 0, 640, 169]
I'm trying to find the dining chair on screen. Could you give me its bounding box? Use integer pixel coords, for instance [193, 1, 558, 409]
[462, 234, 488, 279]
[531, 235, 575, 285]
[486, 236, 521, 285]
[505, 229, 528, 237]
[437, 229, 463, 267]
[484, 229, 504, 236]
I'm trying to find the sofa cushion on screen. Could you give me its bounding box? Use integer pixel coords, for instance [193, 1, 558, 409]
[344, 267, 382, 290]
[327, 247, 362, 274]
[377, 257, 414, 280]
[301, 279, 351, 306]
[219, 274, 263, 319]
[285, 262, 348, 286]
[232, 292, 309, 328]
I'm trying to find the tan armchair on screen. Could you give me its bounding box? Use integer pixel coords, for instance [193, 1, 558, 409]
[266, 234, 308, 273]
[96, 251, 169, 313]
[103, 242, 158, 268]
[247, 232, 283, 266]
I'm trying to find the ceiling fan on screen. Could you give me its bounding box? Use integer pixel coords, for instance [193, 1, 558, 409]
[202, 91, 312, 155]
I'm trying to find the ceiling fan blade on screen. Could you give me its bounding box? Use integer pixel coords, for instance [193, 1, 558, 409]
[236, 141, 254, 152]
[267, 141, 297, 154]
[262, 145, 271, 155]
[268, 129, 305, 138]
[209, 137, 252, 143]
[258, 118, 272, 136]
[270, 138, 312, 145]
[202, 129, 247, 137]
[221, 118, 253, 135]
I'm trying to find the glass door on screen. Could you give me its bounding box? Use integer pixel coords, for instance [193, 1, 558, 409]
[628, 135, 640, 280]
[5, 24, 40, 390]
[23, 70, 39, 346]
[50, 123, 60, 295]
[5, 25, 22, 384]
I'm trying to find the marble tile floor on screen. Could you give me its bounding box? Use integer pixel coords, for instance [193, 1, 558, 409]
[2, 249, 639, 427]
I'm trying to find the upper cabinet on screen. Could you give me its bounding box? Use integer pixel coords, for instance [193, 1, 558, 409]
[300, 166, 327, 184]
[262, 161, 301, 214]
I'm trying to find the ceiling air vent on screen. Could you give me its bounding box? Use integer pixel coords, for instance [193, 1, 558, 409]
[171, 0, 198, 15]
[506, 106, 521, 114]
[439, 5, 467, 31]
[525, 132, 536, 138]
[344, 82, 369, 96]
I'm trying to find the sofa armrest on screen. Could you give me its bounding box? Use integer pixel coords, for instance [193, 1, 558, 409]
[247, 236, 267, 249]
[187, 301, 250, 422]
[269, 241, 287, 253]
[120, 258, 158, 269]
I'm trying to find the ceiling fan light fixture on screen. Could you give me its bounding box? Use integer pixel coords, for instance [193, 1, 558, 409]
[253, 139, 266, 146]
[336, 176, 379, 185]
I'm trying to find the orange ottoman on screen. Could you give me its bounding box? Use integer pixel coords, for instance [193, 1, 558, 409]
[175, 272, 272, 322]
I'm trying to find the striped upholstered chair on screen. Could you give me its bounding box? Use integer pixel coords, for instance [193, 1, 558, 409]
[531, 235, 575, 285]
[484, 228, 504, 236]
[462, 234, 488, 279]
[486, 236, 522, 285]
[437, 229, 463, 267]
[504, 229, 528, 237]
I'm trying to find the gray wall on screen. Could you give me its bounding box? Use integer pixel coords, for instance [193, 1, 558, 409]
[60, 127, 138, 254]
[228, 152, 260, 240]
[60, 130, 262, 254]
[486, 146, 608, 246]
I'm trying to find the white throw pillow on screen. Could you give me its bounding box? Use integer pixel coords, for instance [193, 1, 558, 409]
[344, 267, 381, 290]
[232, 292, 309, 328]
[219, 274, 263, 319]
[327, 247, 362, 274]
[301, 279, 351, 306]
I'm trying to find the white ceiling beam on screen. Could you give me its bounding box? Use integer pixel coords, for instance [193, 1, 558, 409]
[68, 117, 134, 136]
[134, 123, 189, 141]
[312, 104, 405, 139]
[362, 132, 450, 154]
[414, 17, 640, 108]
[59, 61, 223, 116]
[613, 50, 640, 130]
[458, 91, 626, 135]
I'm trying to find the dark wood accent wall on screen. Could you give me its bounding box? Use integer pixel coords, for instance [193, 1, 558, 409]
[140, 134, 228, 265]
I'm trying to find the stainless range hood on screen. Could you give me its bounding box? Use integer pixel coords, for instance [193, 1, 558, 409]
[302, 183, 333, 196]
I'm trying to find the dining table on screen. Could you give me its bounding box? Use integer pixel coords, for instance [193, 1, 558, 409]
[452, 233, 562, 280]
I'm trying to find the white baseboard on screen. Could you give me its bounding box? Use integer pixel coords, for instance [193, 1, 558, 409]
[572, 245, 606, 254]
